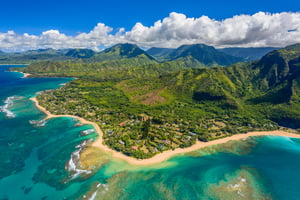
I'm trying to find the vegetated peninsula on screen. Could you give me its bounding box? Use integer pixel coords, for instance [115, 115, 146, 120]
[11, 43, 300, 159]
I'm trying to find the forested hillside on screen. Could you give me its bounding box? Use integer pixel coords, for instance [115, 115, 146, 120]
[219, 47, 278, 61]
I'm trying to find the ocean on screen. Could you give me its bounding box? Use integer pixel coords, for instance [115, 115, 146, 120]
[1, 65, 300, 200]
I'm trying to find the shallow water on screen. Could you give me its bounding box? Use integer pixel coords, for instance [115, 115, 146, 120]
[1, 65, 300, 200]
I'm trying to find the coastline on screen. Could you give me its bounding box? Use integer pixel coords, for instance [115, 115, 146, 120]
[22, 72, 32, 78]
[8, 70, 32, 78]
[31, 97, 300, 165]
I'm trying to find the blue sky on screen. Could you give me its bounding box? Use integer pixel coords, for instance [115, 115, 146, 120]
[0, 0, 299, 51]
[1, 0, 299, 35]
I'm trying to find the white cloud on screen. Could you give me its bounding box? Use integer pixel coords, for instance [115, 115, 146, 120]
[124, 12, 300, 48]
[1, 11, 300, 51]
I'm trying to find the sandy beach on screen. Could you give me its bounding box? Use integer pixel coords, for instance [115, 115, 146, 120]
[22, 72, 32, 78]
[8, 71, 31, 78]
[31, 97, 300, 165]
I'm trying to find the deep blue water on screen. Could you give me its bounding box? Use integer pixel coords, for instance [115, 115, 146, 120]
[1, 65, 300, 200]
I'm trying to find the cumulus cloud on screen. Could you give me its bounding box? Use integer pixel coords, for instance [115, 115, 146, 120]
[124, 12, 300, 48]
[1, 11, 300, 51]
[0, 23, 115, 51]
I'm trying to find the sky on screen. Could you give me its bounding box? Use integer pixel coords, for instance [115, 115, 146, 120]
[0, 0, 300, 51]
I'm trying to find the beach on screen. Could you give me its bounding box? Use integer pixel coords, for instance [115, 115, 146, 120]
[22, 72, 31, 78]
[31, 97, 300, 165]
[8, 71, 31, 78]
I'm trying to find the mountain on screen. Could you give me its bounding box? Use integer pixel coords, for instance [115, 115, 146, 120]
[148, 45, 278, 64]
[90, 43, 156, 62]
[0, 48, 71, 64]
[219, 47, 278, 61]
[150, 44, 244, 66]
[117, 44, 300, 128]
[0, 51, 6, 56]
[146, 47, 175, 60]
[20, 48, 68, 55]
[253, 44, 300, 88]
[245, 44, 300, 128]
[65, 49, 95, 58]
[0, 44, 156, 64]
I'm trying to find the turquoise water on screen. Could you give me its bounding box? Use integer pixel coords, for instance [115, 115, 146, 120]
[1, 65, 300, 199]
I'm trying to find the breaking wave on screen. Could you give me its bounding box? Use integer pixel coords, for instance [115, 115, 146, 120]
[81, 129, 95, 136]
[88, 191, 97, 200]
[66, 140, 93, 180]
[0, 96, 16, 118]
[83, 183, 109, 200]
[226, 176, 247, 197]
[29, 119, 48, 127]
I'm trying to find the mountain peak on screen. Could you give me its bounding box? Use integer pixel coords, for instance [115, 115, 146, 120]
[283, 43, 300, 51]
[104, 43, 143, 57]
[166, 43, 243, 66]
[65, 48, 95, 58]
[97, 43, 155, 61]
[218, 47, 278, 61]
[255, 44, 300, 87]
[146, 47, 175, 58]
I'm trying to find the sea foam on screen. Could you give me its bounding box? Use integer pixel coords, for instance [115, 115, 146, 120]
[81, 129, 95, 136]
[88, 191, 97, 200]
[84, 183, 108, 200]
[66, 140, 92, 180]
[0, 96, 16, 118]
[29, 119, 48, 127]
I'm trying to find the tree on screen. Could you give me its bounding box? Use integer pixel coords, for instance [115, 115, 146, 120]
[141, 119, 151, 139]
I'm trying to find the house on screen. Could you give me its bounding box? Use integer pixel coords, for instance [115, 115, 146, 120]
[186, 136, 192, 139]
[163, 140, 170, 144]
[131, 146, 138, 150]
[119, 140, 125, 145]
[189, 132, 197, 136]
[118, 122, 126, 126]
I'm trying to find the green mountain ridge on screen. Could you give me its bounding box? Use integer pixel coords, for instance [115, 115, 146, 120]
[90, 43, 156, 62]
[0, 48, 75, 64]
[119, 44, 300, 128]
[219, 47, 278, 61]
[146, 47, 175, 60]
[1, 43, 249, 66]
[254, 44, 300, 88]
[147, 44, 244, 66]
[0, 43, 157, 65]
[65, 49, 96, 58]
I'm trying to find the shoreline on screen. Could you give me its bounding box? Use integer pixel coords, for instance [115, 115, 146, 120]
[30, 97, 300, 165]
[7, 70, 32, 78]
[22, 72, 32, 78]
